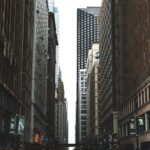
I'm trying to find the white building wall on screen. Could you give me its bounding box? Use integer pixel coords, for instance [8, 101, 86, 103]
[78, 69, 87, 143]
[86, 43, 100, 142]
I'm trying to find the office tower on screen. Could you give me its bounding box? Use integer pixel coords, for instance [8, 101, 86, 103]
[86, 43, 100, 144]
[76, 7, 100, 144]
[77, 7, 100, 78]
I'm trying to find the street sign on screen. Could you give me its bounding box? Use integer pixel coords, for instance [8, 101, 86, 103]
[9, 116, 16, 134]
[129, 118, 136, 136]
[9, 115, 25, 135]
[18, 116, 25, 135]
[137, 116, 145, 135]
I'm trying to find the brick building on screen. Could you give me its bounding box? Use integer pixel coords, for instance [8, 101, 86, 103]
[116, 0, 150, 149]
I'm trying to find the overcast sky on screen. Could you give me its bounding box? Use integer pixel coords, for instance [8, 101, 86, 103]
[54, 0, 102, 144]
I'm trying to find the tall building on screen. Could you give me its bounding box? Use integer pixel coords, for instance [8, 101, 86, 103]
[86, 43, 100, 144]
[30, 0, 49, 142]
[47, 11, 58, 147]
[76, 7, 100, 144]
[21, 0, 35, 142]
[99, 0, 150, 149]
[116, 0, 150, 149]
[98, 0, 118, 146]
[0, 0, 34, 146]
[48, 0, 60, 89]
[55, 70, 68, 146]
[77, 7, 100, 78]
[54, 7, 60, 89]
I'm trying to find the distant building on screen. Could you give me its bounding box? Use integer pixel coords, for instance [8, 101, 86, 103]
[76, 7, 100, 144]
[55, 70, 68, 146]
[48, 0, 55, 12]
[86, 43, 100, 144]
[48, 0, 60, 89]
[78, 69, 87, 143]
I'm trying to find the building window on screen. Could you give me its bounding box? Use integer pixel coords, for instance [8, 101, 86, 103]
[81, 116, 87, 120]
[81, 126, 86, 130]
[81, 121, 87, 125]
[81, 110, 86, 114]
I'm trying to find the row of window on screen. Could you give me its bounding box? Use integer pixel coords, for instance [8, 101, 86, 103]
[120, 84, 150, 118]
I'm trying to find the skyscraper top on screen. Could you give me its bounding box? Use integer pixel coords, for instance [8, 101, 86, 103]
[78, 7, 100, 16]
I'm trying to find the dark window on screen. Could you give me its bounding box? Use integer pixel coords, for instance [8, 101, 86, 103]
[81, 110, 86, 114]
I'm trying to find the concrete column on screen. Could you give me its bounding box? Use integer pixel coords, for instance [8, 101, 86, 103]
[147, 86, 149, 102]
[113, 111, 119, 134]
[143, 90, 146, 103]
[145, 112, 148, 131]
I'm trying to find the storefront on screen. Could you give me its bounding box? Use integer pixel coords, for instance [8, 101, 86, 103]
[141, 141, 150, 150]
[120, 144, 134, 150]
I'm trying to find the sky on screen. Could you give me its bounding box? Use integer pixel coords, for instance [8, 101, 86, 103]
[54, 0, 102, 144]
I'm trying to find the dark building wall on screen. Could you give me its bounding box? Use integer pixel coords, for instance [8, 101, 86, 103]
[116, 0, 150, 105]
[21, 0, 35, 142]
[99, 0, 116, 136]
[47, 12, 58, 146]
[0, 0, 25, 146]
[116, 0, 150, 148]
[0, 0, 36, 145]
